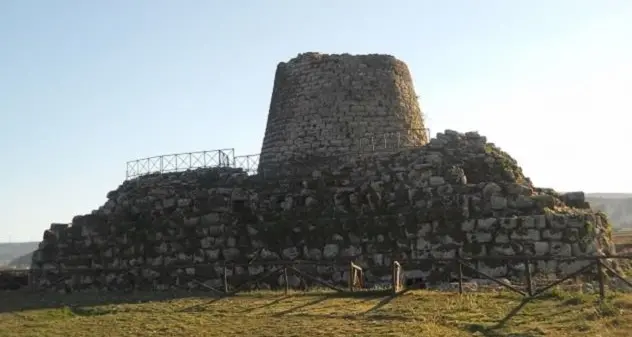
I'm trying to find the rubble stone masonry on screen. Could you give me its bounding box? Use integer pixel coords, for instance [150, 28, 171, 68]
[31, 130, 615, 292]
[259, 53, 428, 171]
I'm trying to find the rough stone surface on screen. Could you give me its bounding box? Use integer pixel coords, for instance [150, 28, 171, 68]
[28, 53, 618, 292]
[30, 130, 616, 292]
[259, 52, 428, 172]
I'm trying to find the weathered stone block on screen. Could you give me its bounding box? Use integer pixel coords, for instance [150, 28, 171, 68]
[461, 219, 476, 232]
[477, 218, 497, 231]
[550, 242, 572, 256]
[467, 232, 493, 243]
[510, 229, 540, 241]
[533, 242, 550, 255]
[499, 217, 518, 230]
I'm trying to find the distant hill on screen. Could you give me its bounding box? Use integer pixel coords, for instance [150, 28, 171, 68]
[586, 193, 632, 229]
[0, 242, 38, 268]
[7, 252, 34, 269]
[586, 193, 632, 200]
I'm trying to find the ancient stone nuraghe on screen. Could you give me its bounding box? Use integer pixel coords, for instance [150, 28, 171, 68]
[260, 52, 428, 174]
[30, 53, 616, 292]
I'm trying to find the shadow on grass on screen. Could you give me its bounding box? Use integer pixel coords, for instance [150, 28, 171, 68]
[463, 298, 531, 337]
[291, 312, 412, 321]
[239, 295, 290, 313]
[0, 289, 220, 314]
[1, 286, 596, 310]
[271, 295, 331, 316]
[362, 288, 410, 315]
[178, 288, 394, 313]
[463, 293, 587, 337]
[491, 298, 531, 329]
[0, 287, 398, 314]
[229, 289, 412, 320]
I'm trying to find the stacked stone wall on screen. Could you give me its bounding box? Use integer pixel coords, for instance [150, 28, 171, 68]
[31, 131, 615, 292]
[259, 52, 428, 171]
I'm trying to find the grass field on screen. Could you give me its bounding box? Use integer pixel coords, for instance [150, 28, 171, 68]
[0, 288, 631, 337]
[613, 230, 632, 245]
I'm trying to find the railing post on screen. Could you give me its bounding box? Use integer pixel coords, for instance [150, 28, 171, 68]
[525, 259, 533, 297]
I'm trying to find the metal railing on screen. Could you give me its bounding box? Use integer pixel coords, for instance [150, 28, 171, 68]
[125, 149, 235, 179]
[124, 128, 432, 180]
[349, 127, 430, 153]
[234, 154, 260, 176]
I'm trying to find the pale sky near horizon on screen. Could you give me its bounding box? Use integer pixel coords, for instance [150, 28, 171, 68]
[1, 0, 631, 242]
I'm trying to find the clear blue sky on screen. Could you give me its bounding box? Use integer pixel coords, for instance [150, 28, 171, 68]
[1, 0, 631, 242]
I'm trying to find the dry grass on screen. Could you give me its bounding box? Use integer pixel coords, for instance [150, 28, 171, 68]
[1, 288, 631, 337]
[613, 231, 632, 245]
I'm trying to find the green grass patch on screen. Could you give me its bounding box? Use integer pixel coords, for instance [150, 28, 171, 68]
[1, 289, 632, 336]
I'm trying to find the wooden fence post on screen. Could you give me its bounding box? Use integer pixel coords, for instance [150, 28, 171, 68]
[456, 251, 463, 295]
[597, 260, 606, 300]
[525, 259, 533, 297]
[392, 261, 401, 294]
[223, 265, 229, 294]
[28, 269, 35, 292]
[349, 262, 354, 292]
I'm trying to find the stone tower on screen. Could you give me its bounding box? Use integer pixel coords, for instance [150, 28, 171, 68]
[259, 52, 428, 171]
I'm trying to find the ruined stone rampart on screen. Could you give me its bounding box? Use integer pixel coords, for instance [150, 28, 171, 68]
[259, 52, 427, 171]
[30, 131, 615, 292]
